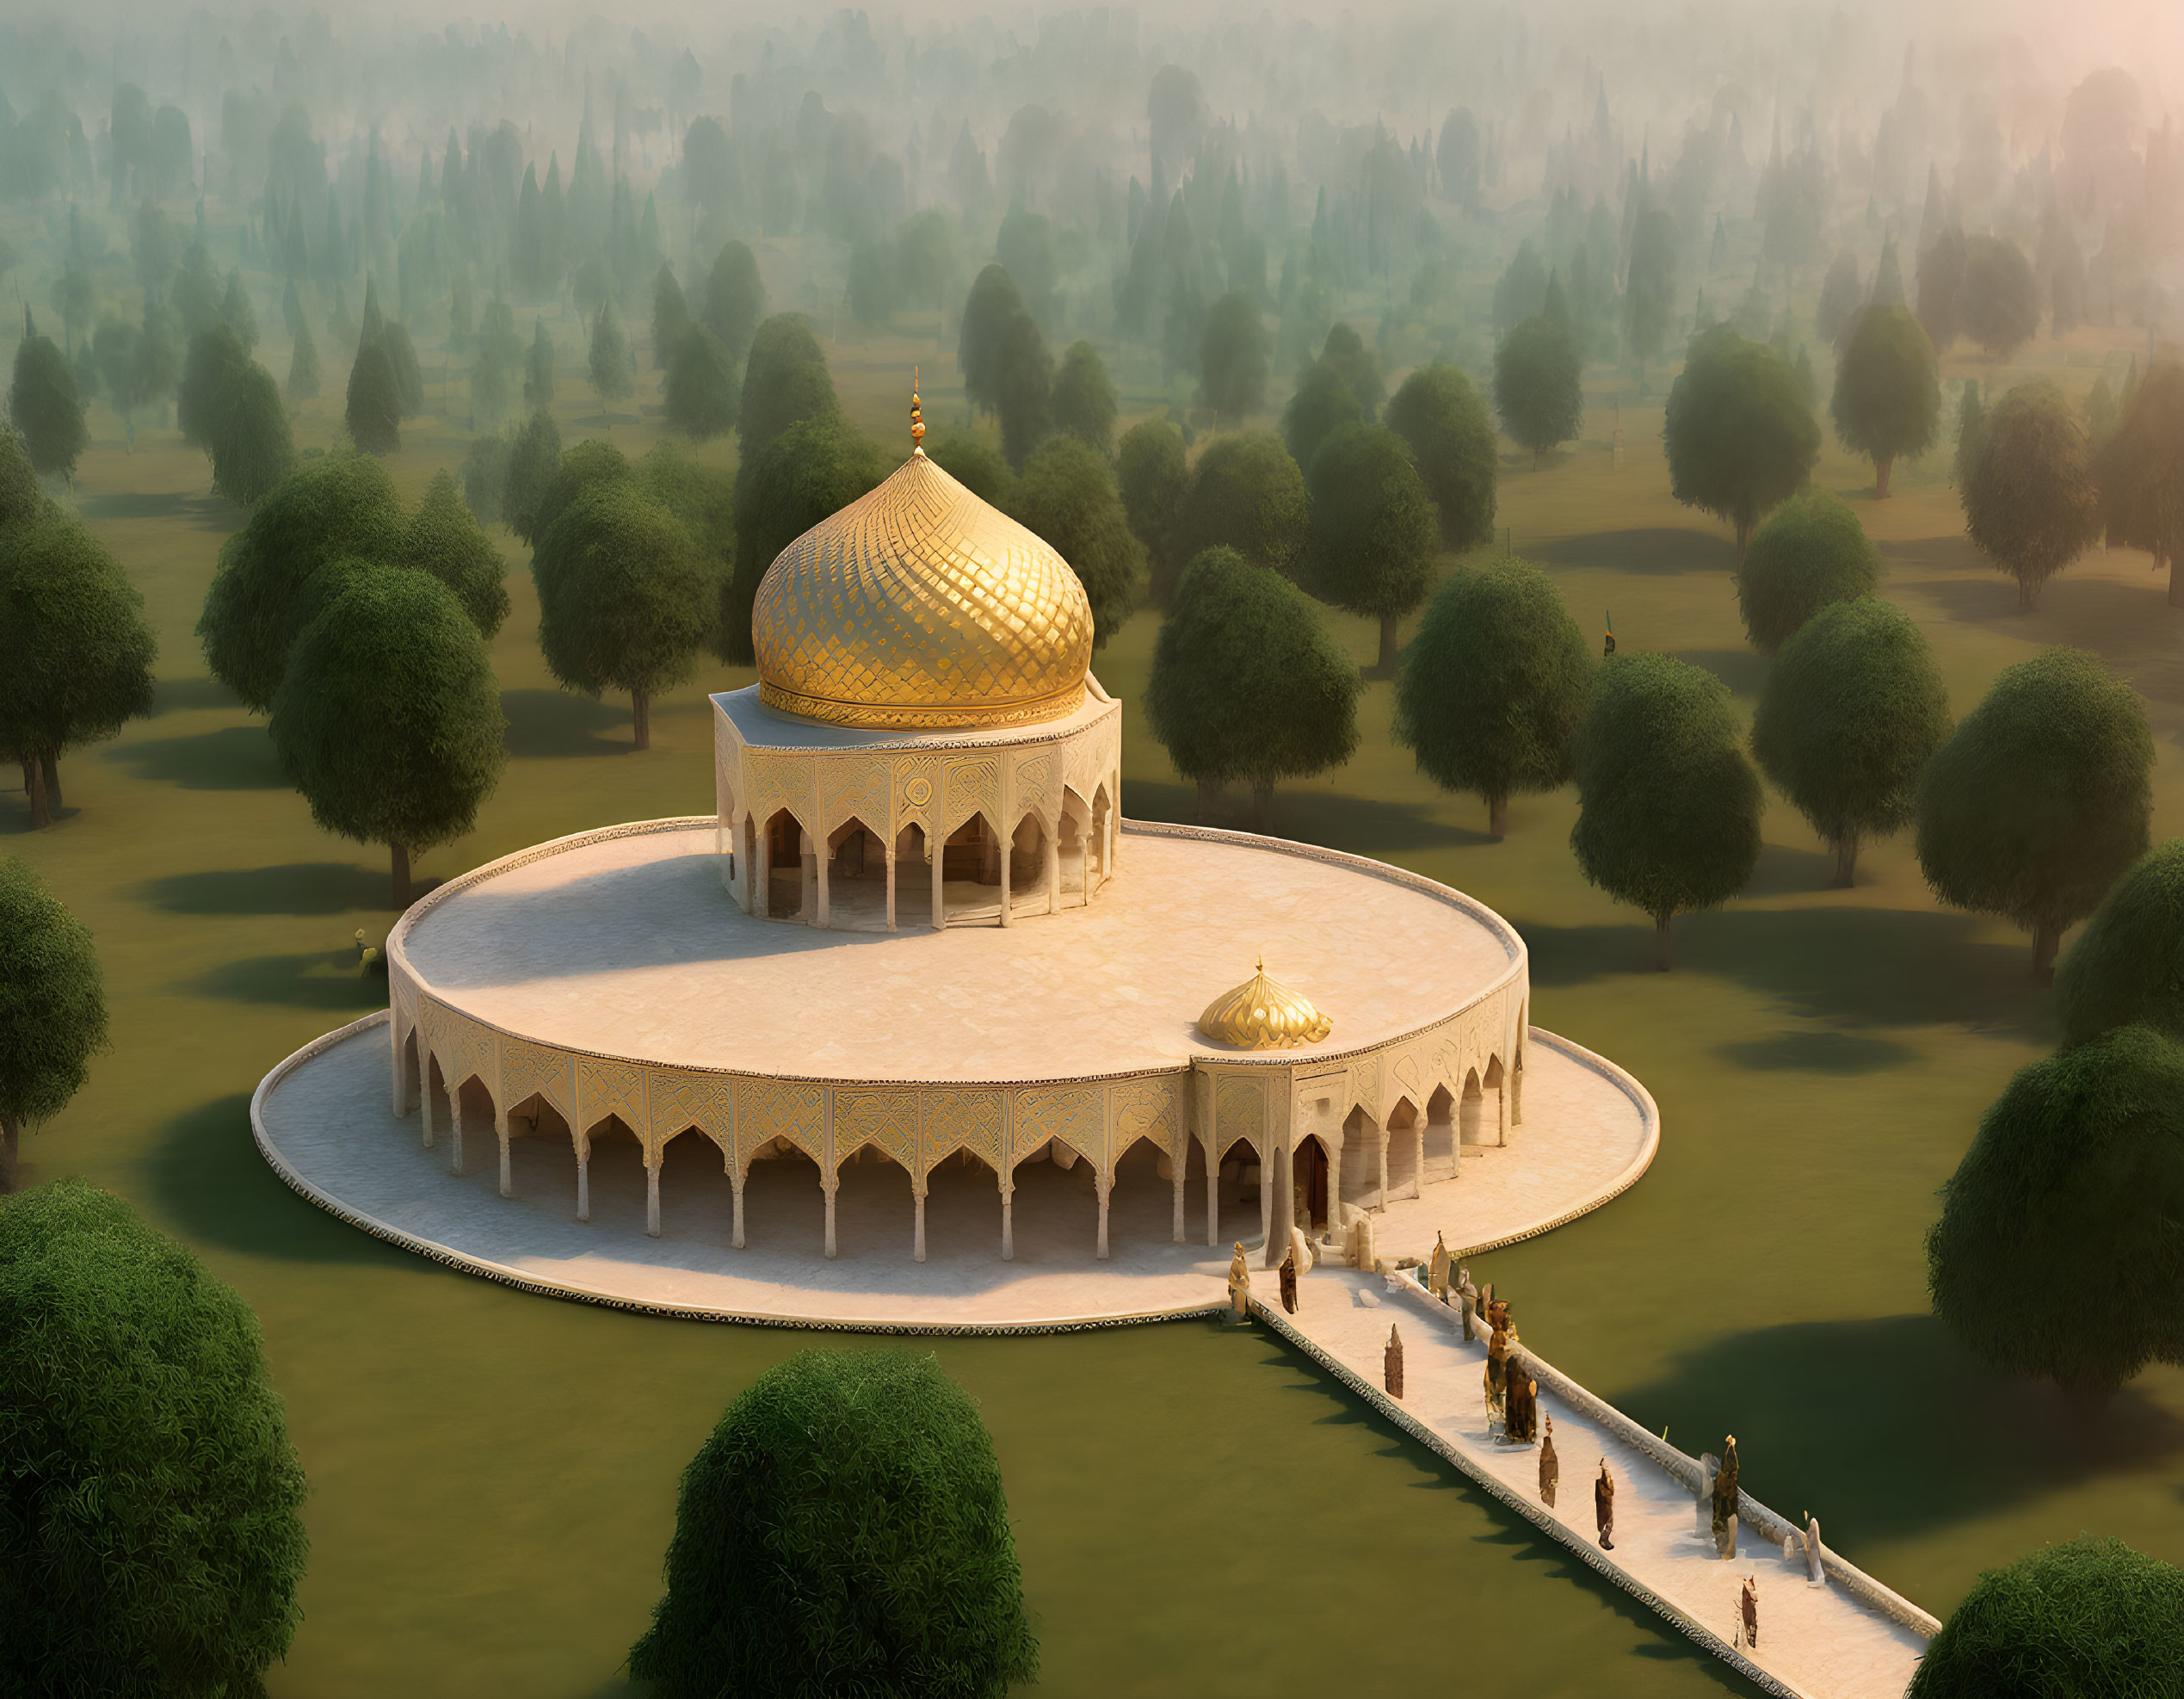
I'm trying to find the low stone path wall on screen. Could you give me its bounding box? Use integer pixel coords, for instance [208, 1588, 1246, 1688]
[1253, 1265, 1932, 1699]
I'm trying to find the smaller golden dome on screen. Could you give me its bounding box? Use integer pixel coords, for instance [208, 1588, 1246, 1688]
[1196, 958, 1333, 1049]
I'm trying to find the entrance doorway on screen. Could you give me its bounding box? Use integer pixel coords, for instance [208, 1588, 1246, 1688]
[1292, 1136, 1330, 1233]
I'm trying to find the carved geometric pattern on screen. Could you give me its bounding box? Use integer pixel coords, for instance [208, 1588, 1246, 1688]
[943, 757, 998, 833]
[500, 1039, 574, 1119]
[1012, 752, 1053, 819]
[421, 1007, 494, 1095]
[1014, 1084, 1103, 1171]
[736, 1077, 826, 1162]
[832, 1087, 919, 1172]
[1349, 1060, 1380, 1118]
[1214, 1076, 1266, 1152]
[1393, 1053, 1422, 1096]
[577, 1058, 646, 1140]
[822, 757, 890, 834]
[648, 1072, 734, 1151]
[1110, 1075, 1181, 1159]
[922, 1089, 1003, 1166]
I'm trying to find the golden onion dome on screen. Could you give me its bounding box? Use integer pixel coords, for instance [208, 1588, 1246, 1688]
[1196, 958, 1334, 1050]
[751, 448, 1095, 732]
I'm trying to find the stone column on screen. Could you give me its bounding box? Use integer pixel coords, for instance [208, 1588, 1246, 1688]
[1000, 1174, 1015, 1260]
[930, 831, 946, 930]
[1376, 1126, 1388, 1211]
[577, 1149, 590, 1220]
[1496, 1074, 1510, 1145]
[799, 829, 817, 924]
[645, 1150, 663, 1237]
[1095, 1170, 1111, 1259]
[815, 831, 831, 929]
[824, 1177, 838, 1257]
[1206, 1136, 1220, 1247]
[420, 1055, 436, 1148]
[998, 819, 1013, 928]
[885, 837, 898, 931]
[392, 1022, 412, 1117]
[913, 1180, 927, 1263]
[447, 1085, 467, 1172]
[755, 822, 771, 917]
[1171, 1142, 1186, 1242]
[731, 1168, 746, 1248]
[1046, 822, 1060, 913]
[1416, 1115, 1428, 1192]
[497, 1121, 513, 1198]
[1259, 1138, 1276, 1263]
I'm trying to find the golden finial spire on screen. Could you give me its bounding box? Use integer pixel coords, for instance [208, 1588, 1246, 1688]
[910, 367, 925, 454]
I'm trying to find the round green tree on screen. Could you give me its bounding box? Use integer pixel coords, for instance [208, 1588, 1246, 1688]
[1751, 596, 1951, 887]
[503, 407, 565, 545]
[1962, 379, 2101, 612]
[1927, 1027, 2184, 1395]
[0, 504, 157, 825]
[1916, 646, 2152, 981]
[663, 324, 740, 442]
[1958, 235, 2040, 363]
[1570, 653, 1764, 969]
[993, 305, 1052, 471]
[1282, 358, 1362, 476]
[1012, 436, 1143, 648]
[0, 1181, 309, 1691]
[205, 356, 294, 508]
[196, 453, 408, 711]
[1734, 487, 1881, 655]
[588, 300, 633, 406]
[2094, 360, 2184, 605]
[1051, 339, 1116, 456]
[0, 429, 38, 531]
[1319, 322, 1385, 420]
[1909, 1536, 2184, 1698]
[8, 308, 88, 480]
[1305, 423, 1439, 676]
[1117, 418, 1188, 597]
[1394, 557, 1590, 837]
[1145, 545, 1360, 829]
[722, 417, 890, 664]
[1663, 323, 1821, 560]
[926, 434, 1016, 510]
[628, 1349, 1037, 1699]
[1492, 314, 1583, 466]
[0, 861, 107, 1172]
[344, 338, 401, 455]
[1199, 289, 1270, 427]
[701, 240, 766, 366]
[529, 438, 633, 553]
[737, 314, 838, 491]
[958, 265, 1027, 417]
[1385, 361, 1499, 550]
[1829, 304, 1940, 498]
[269, 565, 508, 904]
[1170, 430, 1309, 594]
[2055, 838, 2184, 1046]
[536, 485, 715, 751]
[405, 469, 509, 639]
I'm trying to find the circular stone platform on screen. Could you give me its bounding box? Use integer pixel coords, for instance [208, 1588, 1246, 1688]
[254, 1012, 1657, 1332]
[394, 819, 1520, 1081]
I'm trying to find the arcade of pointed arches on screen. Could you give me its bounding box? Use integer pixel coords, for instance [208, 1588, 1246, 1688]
[384, 979, 1526, 1267]
[713, 683, 1124, 930]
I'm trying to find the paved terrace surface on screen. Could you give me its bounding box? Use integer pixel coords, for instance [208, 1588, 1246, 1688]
[396, 824, 1518, 1082]
[1260, 1268, 1932, 1699]
[253, 1017, 1653, 1329]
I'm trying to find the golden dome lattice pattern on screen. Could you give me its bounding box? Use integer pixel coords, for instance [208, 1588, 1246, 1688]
[1196, 960, 1334, 1049]
[752, 452, 1095, 731]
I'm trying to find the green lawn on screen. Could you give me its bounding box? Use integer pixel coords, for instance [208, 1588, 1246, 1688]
[9, 319, 2182, 1698]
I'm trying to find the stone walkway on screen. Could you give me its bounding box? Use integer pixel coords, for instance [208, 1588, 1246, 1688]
[253, 1016, 1654, 1331]
[1256, 1266, 1933, 1699]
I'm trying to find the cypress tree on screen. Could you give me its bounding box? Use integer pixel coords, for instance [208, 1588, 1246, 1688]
[345, 340, 402, 455]
[9, 308, 89, 480]
[524, 317, 556, 408]
[286, 314, 320, 402]
[588, 301, 633, 406]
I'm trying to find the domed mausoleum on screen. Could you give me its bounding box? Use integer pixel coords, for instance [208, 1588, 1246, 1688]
[251, 397, 1657, 1329]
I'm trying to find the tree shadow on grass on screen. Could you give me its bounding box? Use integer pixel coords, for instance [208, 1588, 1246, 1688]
[502, 688, 630, 758]
[1606, 1313, 2184, 1552]
[1741, 840, 1838, 899]
[1513, 905, 2053, 1040]
[78, 489, 192, 521]
[151, 676, 241, 714]
[106, 724, 285, 789]
[147, 1095, 409, 1266]
[1122, 777, 1484, 854]
[181, 949, 391, 1011]
[138, 862, 387, 916]
[1532, 527, 1737, 577]
[1717, 1030, 1917, 1074]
